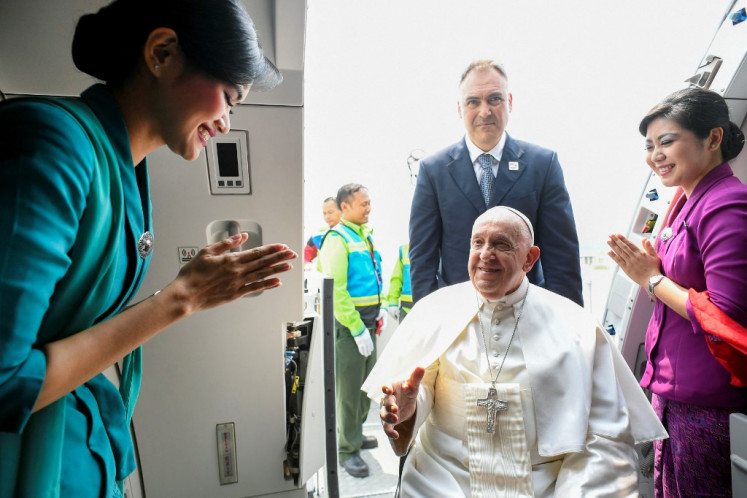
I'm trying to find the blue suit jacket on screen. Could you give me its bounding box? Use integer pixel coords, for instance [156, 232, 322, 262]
[409, 134, 583, 305]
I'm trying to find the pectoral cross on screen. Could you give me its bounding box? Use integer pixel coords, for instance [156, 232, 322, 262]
[476, 386, 508, 434]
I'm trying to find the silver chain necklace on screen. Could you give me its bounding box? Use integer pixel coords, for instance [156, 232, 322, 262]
[475, 284, 529, 434]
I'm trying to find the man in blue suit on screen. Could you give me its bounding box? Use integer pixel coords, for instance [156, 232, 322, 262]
[409, 60, 583, 306]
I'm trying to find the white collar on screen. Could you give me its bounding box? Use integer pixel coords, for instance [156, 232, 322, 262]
[478, 276, 529, 314]
[466, 131, 507, 164]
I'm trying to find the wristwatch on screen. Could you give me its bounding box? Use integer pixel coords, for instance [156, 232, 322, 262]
[648, 274, 665, 297]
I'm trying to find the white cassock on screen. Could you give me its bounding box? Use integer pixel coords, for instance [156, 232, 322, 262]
[361, 278, 668, 497]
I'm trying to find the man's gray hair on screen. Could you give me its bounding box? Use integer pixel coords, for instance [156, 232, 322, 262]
[474, 206, 534, 244]
[459, 59, 508, 85]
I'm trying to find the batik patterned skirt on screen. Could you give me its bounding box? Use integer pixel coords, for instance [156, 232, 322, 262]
[652, 394, 745, 497]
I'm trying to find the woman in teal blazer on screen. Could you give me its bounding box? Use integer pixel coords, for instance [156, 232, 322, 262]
[0, 1, 297, 496]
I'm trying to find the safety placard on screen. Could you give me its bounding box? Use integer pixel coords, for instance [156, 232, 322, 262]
[178, 247, 199, 266]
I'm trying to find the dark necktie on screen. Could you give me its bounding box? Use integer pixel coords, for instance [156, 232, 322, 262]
[478, 153, 494, 206]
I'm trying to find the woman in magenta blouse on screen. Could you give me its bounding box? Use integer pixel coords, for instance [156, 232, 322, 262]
[608, 87, 747, 497]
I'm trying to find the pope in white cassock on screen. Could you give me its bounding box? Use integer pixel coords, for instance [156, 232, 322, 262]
[361, 206, 668, 497]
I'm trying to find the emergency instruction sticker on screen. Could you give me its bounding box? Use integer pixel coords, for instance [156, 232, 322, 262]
[178, 247, 199, 266]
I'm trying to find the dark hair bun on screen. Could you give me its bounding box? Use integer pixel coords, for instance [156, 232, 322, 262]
[72, 1, 144, 84]
[723, 121, 746, 162]
[71, 0, 280, 90]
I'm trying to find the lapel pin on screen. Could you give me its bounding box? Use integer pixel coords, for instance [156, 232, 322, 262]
[508, 161, 519, 171]
[660, 227, 673, 241]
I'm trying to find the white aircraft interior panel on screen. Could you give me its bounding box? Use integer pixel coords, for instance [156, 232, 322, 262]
[0, 0, 98, 97]
[240, 0, 306, 107]
[704, 2, 747, 94]
[129, 102, 314, 497]
[273, 0, 306, 70]
[689, 0, 747, 124]
[732, 413, 747, 497]
[604, 273, 636, 347]
[603, 171, 675, 369]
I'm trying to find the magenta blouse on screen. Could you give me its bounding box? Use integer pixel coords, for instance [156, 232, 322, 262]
[641, 162, 747, 408]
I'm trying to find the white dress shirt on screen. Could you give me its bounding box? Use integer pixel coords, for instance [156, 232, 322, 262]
[466, 132, 506, 182]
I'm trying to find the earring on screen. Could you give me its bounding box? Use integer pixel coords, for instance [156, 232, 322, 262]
[154, 64, 160, 71]
[711, 144, 717, 149]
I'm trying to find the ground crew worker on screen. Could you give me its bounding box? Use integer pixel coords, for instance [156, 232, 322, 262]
[304, 197, 341, 270]
[319, 183, 387, 478]
[385, 243, 412, 323]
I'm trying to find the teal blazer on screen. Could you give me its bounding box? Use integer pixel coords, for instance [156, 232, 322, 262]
[0, 85, 152, 497]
